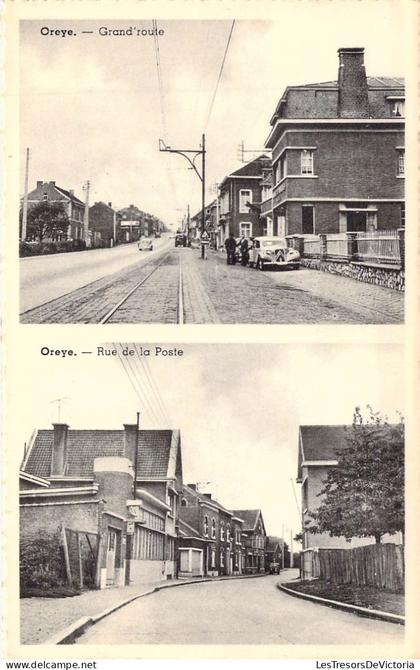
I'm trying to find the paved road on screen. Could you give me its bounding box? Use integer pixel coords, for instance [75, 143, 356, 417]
[76, 573, 404, 645]
[20, 246, 404, 324]
[20, 237, 171, 313]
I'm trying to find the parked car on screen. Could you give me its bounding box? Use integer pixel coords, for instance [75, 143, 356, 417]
[138, 237, 153, 251]
[269, 562, 281, 574]
[175, 233, 187, 247]
[249, 236, 300, 270]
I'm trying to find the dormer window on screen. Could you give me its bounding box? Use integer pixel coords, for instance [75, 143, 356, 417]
[43, 193, 48, 201]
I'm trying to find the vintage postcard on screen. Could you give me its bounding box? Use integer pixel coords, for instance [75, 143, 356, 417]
[2, 0, 419, 664]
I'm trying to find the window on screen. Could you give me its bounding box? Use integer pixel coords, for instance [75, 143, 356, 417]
[391, 100, 405, 117]
[302, 205, 314, 234]
[204, 515, 209, 537]
[397, 150, 405, 176]
[211, 548, 216, 568]
[220, 549, 225, 567]
[133, 527, 165, 560]
[400, 203, 405, 228]
[239, 222, 252, 238]
[226, 523, 231, 542]
[211, 518, 216, 539]
[181, 498, 188, 507]
[239, 189, 252, 214]
[43, 193, 48, 201]
[301, 150, 314, 175]
[220, 521, 225, 541]
[274, 155, 287, 184]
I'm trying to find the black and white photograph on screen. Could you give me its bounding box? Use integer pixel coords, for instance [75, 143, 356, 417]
[17, 342, 405, 647]
[18, 12, 406, 324]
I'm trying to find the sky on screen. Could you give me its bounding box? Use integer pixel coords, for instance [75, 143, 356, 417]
[19, 5, 407, 226]
[15, 342, 404, 543]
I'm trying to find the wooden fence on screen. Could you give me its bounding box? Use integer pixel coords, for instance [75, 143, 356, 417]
[61, 525, 99, 589]
[318, 543, 404, 593]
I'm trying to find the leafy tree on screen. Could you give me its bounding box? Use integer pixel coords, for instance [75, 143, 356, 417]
[26, 201, 69, 242]
[305, 407, 404, 544]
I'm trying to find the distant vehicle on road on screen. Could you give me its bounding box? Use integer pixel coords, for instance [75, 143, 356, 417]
[269, 562, 281, 574]
[138, 238, 153, 251]
[175, 233, 187, 248]
[249, 236, 300, 271]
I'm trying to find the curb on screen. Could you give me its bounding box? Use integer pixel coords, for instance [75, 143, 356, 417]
[45, 573, 268, 645]
[277, 583, 405, 626]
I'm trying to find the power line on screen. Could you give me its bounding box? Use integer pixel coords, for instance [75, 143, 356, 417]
[114, 344, 161, 425]
[140, 355, 173, 426]
[123, 350, 162, 425]
[204, 20, 235, 130]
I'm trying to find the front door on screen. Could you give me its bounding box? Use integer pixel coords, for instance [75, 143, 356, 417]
[106, 529, 117, 585]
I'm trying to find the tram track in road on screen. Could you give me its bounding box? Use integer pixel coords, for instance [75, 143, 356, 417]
[20, 249, 186, 324]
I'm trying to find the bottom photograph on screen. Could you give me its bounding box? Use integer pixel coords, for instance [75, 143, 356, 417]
[18, 343, 405, 647]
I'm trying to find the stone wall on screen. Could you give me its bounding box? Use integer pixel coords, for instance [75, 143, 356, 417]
[300, 258, 404, 291]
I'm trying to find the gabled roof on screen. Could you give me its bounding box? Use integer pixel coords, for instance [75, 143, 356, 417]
[266, 535, 282, 552]
[232, 509, 264, 533]
[23, 428, 179, 480]
[287, 77, 404, 90]
[54, 186, 85, 207]
[227, 155, 271, 179]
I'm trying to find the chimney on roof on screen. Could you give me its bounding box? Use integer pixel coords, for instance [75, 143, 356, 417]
[108, 202, 112, 208]
[203, 493, 212, 499]
[123, 424, 138, 468]
[49, 181, 56, 187]
[69, 190, 74, 196]
[337, 48, 369, 118]
[36, 181, 43, 189]
[51, 423, 69, 476]
[187, 483, 197, 491]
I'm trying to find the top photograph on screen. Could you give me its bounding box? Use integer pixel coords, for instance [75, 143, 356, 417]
[18, 17, 405, 325]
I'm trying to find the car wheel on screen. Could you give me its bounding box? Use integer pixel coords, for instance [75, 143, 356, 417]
[257, 257, 265, 271]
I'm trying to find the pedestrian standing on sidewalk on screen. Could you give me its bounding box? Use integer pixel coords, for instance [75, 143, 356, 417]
[239, 236, 250, 266]
[225, 233, 237, 265]
[200, 230, 210, 260]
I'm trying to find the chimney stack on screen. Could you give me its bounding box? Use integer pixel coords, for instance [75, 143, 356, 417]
[123, 424, 138, 468]
[69, 189, 74, 196]
[51, 423, 69, 475]
[337, 48, 369, 119]
[36, 181, 43, 189]
[49, 181, 56, 187]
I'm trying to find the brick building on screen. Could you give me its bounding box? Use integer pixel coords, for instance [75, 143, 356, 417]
[218, 155, 271, 243]
[88, 202, 122, 247]
[296, 424, 403, 579]
[232, 509, 267, 574]
[179, 485, 245, 577]
[264, 48, 405, 236]
[23, 181, 85, 241]
[20, 424, 183, 588]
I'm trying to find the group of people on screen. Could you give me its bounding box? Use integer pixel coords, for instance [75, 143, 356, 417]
[224, 233, 250, 266]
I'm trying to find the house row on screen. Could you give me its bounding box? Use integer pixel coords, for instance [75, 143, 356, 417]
[21, 181, 164, 246]
[191, 47, 404, 245]
[19, 423, 270, 590]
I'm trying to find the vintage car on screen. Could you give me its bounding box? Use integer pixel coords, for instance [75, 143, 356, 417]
[175, 233, 187, 247]
[138, 237, 153, 251]
[249, 236, 300, 270]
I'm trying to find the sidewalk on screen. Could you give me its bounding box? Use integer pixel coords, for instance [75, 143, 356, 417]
[20, 573, 268, 644]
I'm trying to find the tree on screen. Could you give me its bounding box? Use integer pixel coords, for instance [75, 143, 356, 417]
[26, 201, 69, 242]
[305, 407, 404, 544]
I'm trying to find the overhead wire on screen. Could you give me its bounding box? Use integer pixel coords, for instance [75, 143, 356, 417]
[139, 354, 173, 427]
[152, 19, 181, 216]
[114, 343, 162, 425]
[204, 20, 236, 130]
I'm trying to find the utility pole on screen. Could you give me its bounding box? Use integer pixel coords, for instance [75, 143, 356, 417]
[290, 528, 294, 568]
[159, 135, 206, 258]
[281, 523, 285, 570]
[83, 180, 90, 247]
[21, 148, 30, 241]
[113, 208, 117, 247]
[133, 412, 140, 499]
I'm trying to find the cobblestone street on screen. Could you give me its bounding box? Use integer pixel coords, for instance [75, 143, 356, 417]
[20, 245, 404, 324]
